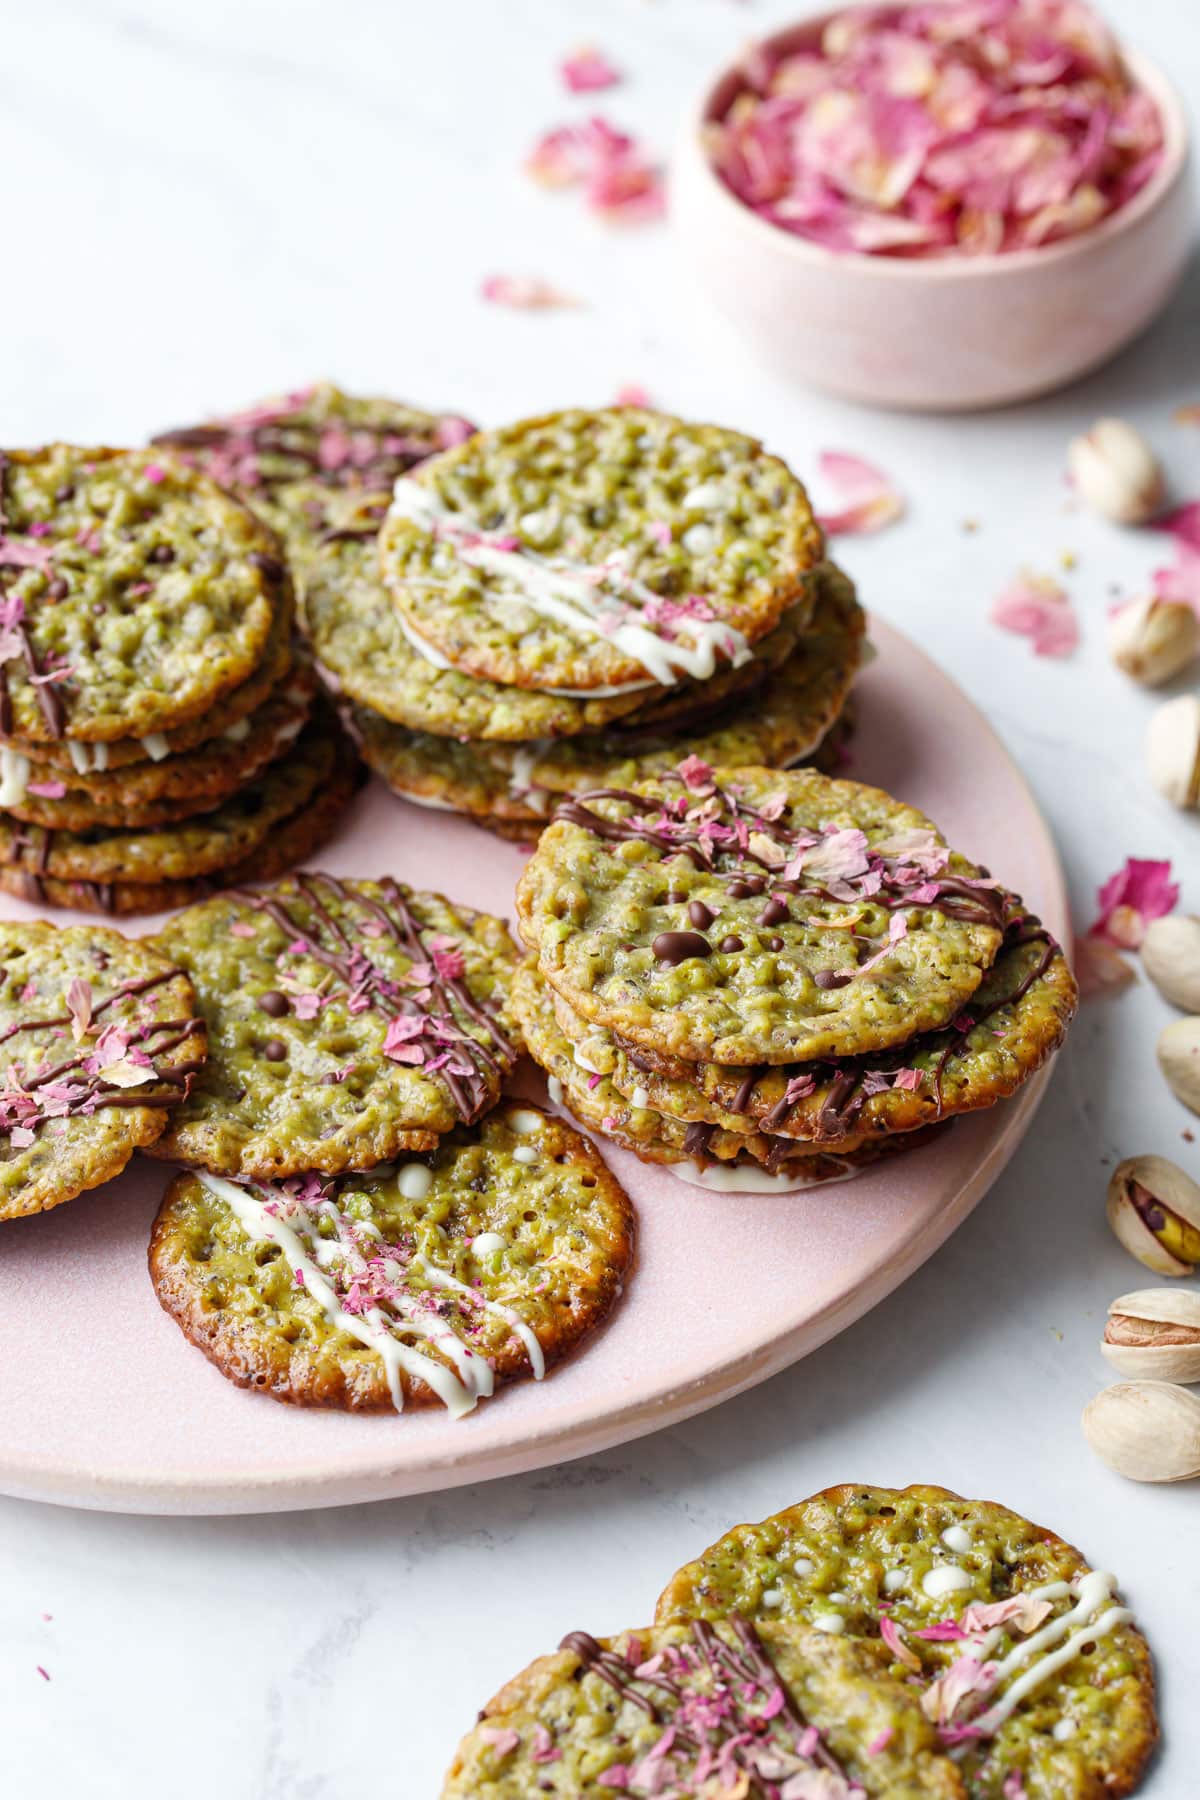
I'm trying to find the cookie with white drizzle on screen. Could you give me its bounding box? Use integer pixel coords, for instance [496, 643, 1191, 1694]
[151, 380, 476, 551]
[656, 1486, 1158, 1800]
[517, 764, 1006, 1066]
[147, 872, 520, 1177]
[349, 563, 865, 826]
[512, 958, 939, 1192]
[443, 1614, 965, 1798]
[552, 902, 1077, 1152]
[0, 921, 205, 1221]
[149, 1102, 633, 1413]
[0, 591, 295, 775]
[0, 659, 316, 831]
[377, 408, 824, 695]
[0, 445, 286, 744]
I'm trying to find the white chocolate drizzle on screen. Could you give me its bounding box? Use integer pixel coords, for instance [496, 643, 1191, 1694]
[971, 1572, 1133, 1733]
[67, 739, 109, 773]
[390, 475, 752, 689]
[140, 733, 170, 762]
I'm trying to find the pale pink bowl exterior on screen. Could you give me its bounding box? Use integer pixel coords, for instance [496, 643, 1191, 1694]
[671, 23, 1194, 411]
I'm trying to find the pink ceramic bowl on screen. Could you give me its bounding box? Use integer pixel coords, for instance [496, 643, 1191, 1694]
[671, 15, 1194, 411]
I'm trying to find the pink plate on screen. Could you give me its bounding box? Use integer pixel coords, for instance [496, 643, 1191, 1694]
[0, 618, 1068, 1514]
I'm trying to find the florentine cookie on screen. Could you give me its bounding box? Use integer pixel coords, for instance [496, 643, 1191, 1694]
[0, 922, 204, 1220]
[517, 765, 1006, 1065]
[553, 906, 1077, 1151]
[378, 407, 824, 694]
[0, 591, 296, 775]
[442, 1616, 965, 1798]
[512, 959, 937, 1189]
[147, 873, 520, 1176]
[149, 1103, 633, 1412]
[0, 662, 316, 831]
[0, 714, 339, 885]
[350, 564, 866, 826]
[0, 741, 362, 916]
[656, 1485, 1158, 1800]
[151, 381, 475, 546]
[0, 446, 285, 743]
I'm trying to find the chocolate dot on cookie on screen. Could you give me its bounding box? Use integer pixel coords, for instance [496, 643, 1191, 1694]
[814, 969, 852, 990]
[719, 935, 745, 954]
[257, 991, 290, 1017]
[652, 930, 711, 966]
[758, 896, 790, 927]
[688, 901, 716, 929]
[262, 1039, 288, 1061]
[728, 876, 766, 899]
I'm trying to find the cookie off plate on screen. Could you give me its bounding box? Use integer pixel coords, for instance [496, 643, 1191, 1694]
[0, 616, 1067, 1514]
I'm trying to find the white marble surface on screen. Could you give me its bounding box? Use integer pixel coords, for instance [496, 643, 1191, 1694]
[2, 0, 1199, 1792]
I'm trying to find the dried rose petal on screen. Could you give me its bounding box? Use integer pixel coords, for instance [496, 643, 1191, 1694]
[990, 572, 1079, 657]
[560, 46, 621, 94]
[815, 451, 904, 535]
[480, 275, 580, 310]
[1087, 857, 1177, 947]
[1074, 935, 1136, 1000]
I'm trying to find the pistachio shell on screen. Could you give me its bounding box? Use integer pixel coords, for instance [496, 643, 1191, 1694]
[1106, 1154, 1200, 1276]
[1107, 597, 1199, 686]
[1159, 1017, 1200, 1117]
[1141, 915, 1200, 1013]
[1082, 1380, 1200, 1482]
[1145, 694, 1200, 810]
[1102, 1288, 1200, 1382]
[1067, 419, 1165, 525]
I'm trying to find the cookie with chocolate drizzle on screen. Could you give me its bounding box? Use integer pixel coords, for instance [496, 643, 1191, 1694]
[517, 764, 1006, 1065]
[442, 1614, 965, 1798]
[0, 445, 286, 745]
[149, 1101, 633, 1414]
[151, 380, 476, 551]
[147, 873, 521, 1177]
[656, 1486, 1158, 1800]
[0, 921, 204, 1221]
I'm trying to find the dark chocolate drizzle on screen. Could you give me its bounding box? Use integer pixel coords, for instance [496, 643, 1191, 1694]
[557, 1614, 848, 1796]
[230, 872, 514, 1125]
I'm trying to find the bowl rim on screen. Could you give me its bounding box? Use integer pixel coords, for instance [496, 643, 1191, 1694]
[677, 6, 1191, 282]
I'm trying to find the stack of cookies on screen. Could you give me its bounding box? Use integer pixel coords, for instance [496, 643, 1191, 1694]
[295, 406, 866, 838]
[141, 871, 635, 1418]
[0, 444, 357, 916]
[442, 1483, 1158, 1800]
[512, 762, 1078, 1191]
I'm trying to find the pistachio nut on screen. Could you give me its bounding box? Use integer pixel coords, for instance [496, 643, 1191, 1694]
[1141, 914, 1200, 1013]
[1106, 1154, 1200, 1276]
[1082, 1380, 1200, 1482]
[1159, 1017, 1200, 1117]
[1067, 418, 1165, 525]
[1102, 1288, 1200, 1383]
[1145, 694, 1200, 810]
[1107, 597, 1199, 687]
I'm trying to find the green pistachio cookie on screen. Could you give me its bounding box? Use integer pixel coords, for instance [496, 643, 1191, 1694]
[512, 959, 935, 1186]
[443, 1616, 965, 1799]
[0, 445, 286, 743]
[0, 661, 316, 831]
[0, 922, 205, 1220]
[657, 1486, 1158, 1800]
[554, 907, 1077, 1150]
[0, 592, 295, 775]
[351, 564, 865, 826]
[149, 1102, 633, 1411]
[0, 713, 339, 885]
[147, 873, 520, 1177]
[0, 743, 360, 916]
[378, 408, 824, 694]
[517, 765, 1006, 1065]
[151, 381, 476, 548]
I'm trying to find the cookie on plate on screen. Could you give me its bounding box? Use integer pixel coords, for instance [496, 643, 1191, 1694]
[151, 381, 476, 547]
[149, 1102, 633, 1413]
[517, 764, 1006, 1065]
[146, 872, 520, 1176]
[442, 1615, 965, 1798]
[0, 922, 205, 1220]
[349, 562, 866, 828]
[377, 407, 825, 696]
[656, 1485, 1158, 1800]
[0, 445, 286, 744]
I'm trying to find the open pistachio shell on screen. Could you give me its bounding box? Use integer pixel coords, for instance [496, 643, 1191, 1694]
[1141, 915, 1200, 1013]
[1102, 1288, 1200, 1383]
[1159, 1017, 1200, 1118]
[1082, 1380, 1200, 1482]
[1106, 1154, 1200, 1276]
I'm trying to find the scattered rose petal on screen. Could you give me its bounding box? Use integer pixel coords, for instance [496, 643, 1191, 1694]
[867, 1728, 894, 1755]
[561, 46, 621, 94]
[676, 754, 715, 791]
[478, 1726, 521, 1757]
[525, 117, 665, 223]
[65, 977, 92, 1043]
[26, 779, 66, 799]
[1159, 500, 1200, 551]
[615, 384, 653, 408]
[1074, 935, 1136, 1000]
[1152, 543, 1200, 613]
[880, 1612, 923, 1671]
[1087, 856, 1177, 947]
[142, 462, 167, 484]
[990, 572, 1079, 658]
[229, 921, 257, 939]
[480, 275, 580, 310]
[815, 451, 904, 535]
